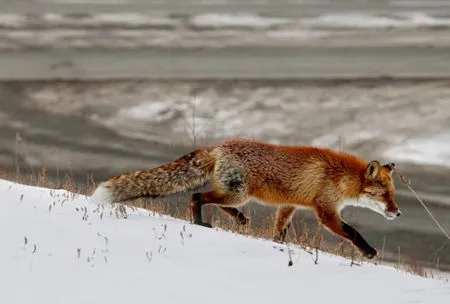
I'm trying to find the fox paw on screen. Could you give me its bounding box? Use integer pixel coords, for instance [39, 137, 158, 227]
[272, 238, 284, 244]
[236, 213, 249, 225]
[363, 247, 378, 259]
[195, 221, 213, 228]
[272, 234, 286, 244]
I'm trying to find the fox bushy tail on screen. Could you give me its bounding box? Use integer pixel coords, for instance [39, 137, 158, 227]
[90, 149, 215, 205]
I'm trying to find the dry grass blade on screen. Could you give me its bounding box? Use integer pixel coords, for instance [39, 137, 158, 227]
[350, 246, 361, 267]
[145, 251, 153, 262]
[397, 172, 450, 248]
[429, 241, 448, 262]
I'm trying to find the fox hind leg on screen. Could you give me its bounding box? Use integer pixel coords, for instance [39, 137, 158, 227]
[218, 207, 248, 225]
[273, 206, 297, 243]
[190, 163, 249, 227]
[190, 191, 247, 228]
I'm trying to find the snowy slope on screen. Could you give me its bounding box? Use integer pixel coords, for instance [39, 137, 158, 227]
[0, 179, 449, 304]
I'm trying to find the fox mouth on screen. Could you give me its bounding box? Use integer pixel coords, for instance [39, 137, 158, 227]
[385, 210, 402, 220]
[342, 197, 402, 220]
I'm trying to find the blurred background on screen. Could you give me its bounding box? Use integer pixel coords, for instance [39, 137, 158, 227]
[1, 0, 450, 274]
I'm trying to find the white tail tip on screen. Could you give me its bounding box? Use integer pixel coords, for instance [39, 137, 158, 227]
[89, 182, 115, 205]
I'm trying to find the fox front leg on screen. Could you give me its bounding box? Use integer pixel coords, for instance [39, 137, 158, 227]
[273, 206, 297, 243]
[316, 207, 377, 259]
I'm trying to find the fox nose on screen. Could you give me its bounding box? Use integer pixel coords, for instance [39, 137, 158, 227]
[396, 211, 402, 217]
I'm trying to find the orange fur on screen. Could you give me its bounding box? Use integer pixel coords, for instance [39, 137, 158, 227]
[91, 137, 401, 259]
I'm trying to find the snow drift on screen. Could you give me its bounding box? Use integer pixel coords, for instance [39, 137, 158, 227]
[0, 179, 449, 304]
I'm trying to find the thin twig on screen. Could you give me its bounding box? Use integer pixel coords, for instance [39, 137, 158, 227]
[183, 97, 217, 150]
[286, 241, 294, 267]
[397, 172, 450, 244]
[397, 172, 450, 260]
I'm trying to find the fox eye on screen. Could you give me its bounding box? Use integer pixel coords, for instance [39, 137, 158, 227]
[374, 180, 384, 187]
[368, 190, 381, 198]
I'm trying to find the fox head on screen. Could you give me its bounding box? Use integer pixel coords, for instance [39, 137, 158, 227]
[359, 160, 401, 220]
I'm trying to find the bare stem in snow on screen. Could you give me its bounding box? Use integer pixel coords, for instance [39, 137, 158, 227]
[286, 241, 293, 267]
[180, 230, 185, 246]
[314, 225, 323, 265]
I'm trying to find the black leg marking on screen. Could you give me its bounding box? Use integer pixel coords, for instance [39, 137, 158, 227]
[342, 222, 377, 259]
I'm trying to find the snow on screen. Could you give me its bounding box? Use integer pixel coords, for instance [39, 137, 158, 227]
[300, 12, 450, 29]
[1, 178, 449, 304]
[384, 133, 450, 167]
[189, 13, 291, 29]
[115, 100, 188, 123]
[107, 99, 450, 169]
[41, 13, 177, 28]
[0, 14, 27, 28]
[3, 11, 450, 32]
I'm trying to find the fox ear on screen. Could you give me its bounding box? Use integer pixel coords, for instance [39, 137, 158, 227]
[365, 160, 381, 180]
[383, 162, 395, 173]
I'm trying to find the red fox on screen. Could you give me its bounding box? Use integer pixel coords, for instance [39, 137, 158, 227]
[90, 137, 401, 259]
